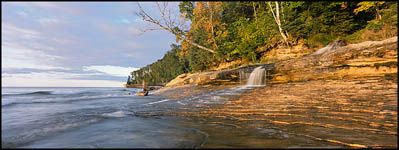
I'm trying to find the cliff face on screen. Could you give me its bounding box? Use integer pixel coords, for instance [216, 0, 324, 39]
[163, 37, 397, 88]
[269, 36, 397, 83]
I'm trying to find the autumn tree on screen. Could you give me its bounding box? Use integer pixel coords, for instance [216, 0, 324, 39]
[354, 1, 385, 20]
[136, 2, 216, 53]
[183, 2, 225, 51]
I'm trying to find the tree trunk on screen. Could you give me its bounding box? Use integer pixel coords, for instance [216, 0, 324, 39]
[184, 39, 216, 53]
[376, 7, 382, 20]
[207, 2, 219, 50]
[268, 2, 289, 46]
[252, 2, 258, 22]
[281, 1, 285, 23]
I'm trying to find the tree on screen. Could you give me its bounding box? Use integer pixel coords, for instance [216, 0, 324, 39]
[354, 1, 385, 20]
[136, 2, 216, 53]
[267, 1, 289, 46]
[130, 44, 191, 85]
[188, 2, 224, 50]
[179, 1, 195, 20]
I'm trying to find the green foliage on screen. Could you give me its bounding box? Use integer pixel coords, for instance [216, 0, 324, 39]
[130, 44, 190, 85]
[222, 11, 278, 62]
[188, 48, 214, 72]
[283, 1, 377, 48]
[344, 2, 397, 43]
[379, 2, 397, 25]
[260, 58, 280, 64]
[353, 1, 385, 15]
[179, 1, 195, 20]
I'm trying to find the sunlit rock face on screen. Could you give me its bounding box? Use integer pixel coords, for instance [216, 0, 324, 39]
[164, 37, 397, 89]
[153, 37, 397, 148]
[269, 36, 397, 83]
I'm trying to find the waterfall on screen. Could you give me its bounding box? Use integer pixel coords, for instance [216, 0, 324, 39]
[246, 66, 266, 86]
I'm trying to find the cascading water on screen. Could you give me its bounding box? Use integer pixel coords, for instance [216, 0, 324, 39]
[246, 66, 266, 86]
[177, 66, 267, 107]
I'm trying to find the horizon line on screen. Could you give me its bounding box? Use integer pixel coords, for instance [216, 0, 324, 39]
[2, 86, 124, 88]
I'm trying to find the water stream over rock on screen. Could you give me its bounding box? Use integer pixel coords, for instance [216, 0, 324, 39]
[246, 66, 266, 86]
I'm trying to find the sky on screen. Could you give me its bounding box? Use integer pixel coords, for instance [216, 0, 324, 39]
[2, 2, 181, 87]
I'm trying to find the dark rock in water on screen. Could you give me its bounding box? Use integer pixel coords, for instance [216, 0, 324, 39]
[136, 91, 149, 96]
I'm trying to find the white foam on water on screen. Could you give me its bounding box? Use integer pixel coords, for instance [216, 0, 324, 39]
[177, 101, 186, 106]
[144, 99, 171, 105]
[102, 111, 126, 118]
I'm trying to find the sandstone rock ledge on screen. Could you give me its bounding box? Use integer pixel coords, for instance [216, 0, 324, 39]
[150, 37, 397, 148]
[269, 36, 397, 83]
[158, 36, 397, 90]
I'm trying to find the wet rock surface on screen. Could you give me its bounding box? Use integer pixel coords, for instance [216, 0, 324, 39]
[147, 37, 397, 148]
[149, 77, 397, 148]
[199, 77, 397, 148]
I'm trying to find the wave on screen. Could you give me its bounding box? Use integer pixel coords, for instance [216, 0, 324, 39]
[2, 91, 106, 99]
[2, 118, 101, 148]
[2, 101, 55, 107]
[28, 91, 53, 95]
[2, 91, 53, 96]
[101, 111, 128, 118]
[144, 99, 171, 105]
[1, 94, 133, 108]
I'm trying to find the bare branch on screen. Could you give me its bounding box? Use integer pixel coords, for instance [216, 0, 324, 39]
[135, 2, 216, 53]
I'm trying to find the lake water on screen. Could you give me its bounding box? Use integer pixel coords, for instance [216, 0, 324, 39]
[4, 84, 391, 148]
[1, 87, 205, 148]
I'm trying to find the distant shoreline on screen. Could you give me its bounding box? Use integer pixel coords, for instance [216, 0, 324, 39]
[2, 86, 126, 88]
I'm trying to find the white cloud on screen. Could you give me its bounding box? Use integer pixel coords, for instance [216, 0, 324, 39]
[2, 22, 71, 71]
[2, 72, 123, 87]
[50, 37, 74, 45]
[126, 54, 141, 58]
[7, 2, 84, 16]
[2, 72, 98, 80]
[82, 65, 138, 77]
[2, 23, 41, 40]
[133, 17, 144, 23]
[38, 17, 60, 24]
[1, 45, 70, 71]
[127, 26, 142, 35]
[96, 23, 118, 36]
